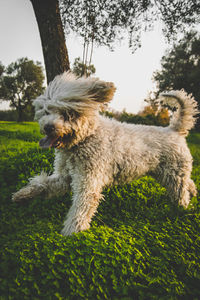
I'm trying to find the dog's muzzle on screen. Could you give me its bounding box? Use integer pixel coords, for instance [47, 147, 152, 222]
[39, 124, 59, 148]
[39, 124, 74, 149]
[44, 124, 55, 135]
[39, 134, 60, 149]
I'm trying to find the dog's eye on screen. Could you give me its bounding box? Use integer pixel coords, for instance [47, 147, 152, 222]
[62, 111, 69, 121]
[61, 110, 79, 121]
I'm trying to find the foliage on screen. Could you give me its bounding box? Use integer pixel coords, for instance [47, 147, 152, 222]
[0, 121, 200, 299]
[60, 0, 200, 52]
[139, 105, 170, 127]
[0, 110, 19, 122]
[0, 58, 45, 122]
[153, 31, 200, 104]
[0, 61, 4, 76]
[0, 109, 35, 122]
[103, 108, 169, 127]
[30, 0, 200, 87]
[0, 108, 37, 122]
[72, 57, 96, 77]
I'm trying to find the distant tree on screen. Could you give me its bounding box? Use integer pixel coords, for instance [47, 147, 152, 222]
[0, 58, 45, 122]
[30, 0, 200, 83]
[153, 31, 200, 101]
[0, 62, 4, 76]
[72, 57, 96, 77]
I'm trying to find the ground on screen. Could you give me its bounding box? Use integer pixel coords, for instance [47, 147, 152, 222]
[0, 121, 200, 299]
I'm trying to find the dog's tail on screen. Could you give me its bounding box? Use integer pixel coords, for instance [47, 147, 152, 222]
[159, 90, 198, 136]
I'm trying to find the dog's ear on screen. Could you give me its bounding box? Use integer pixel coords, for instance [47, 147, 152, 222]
[88, 80, 116, 104]
[33, 73, 116, 115]
[55, 77, 116, 114]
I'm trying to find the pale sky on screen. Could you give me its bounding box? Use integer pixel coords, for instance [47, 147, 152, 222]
[0, 0, 169, 113]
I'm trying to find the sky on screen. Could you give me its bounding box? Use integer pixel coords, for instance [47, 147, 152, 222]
[0, 0, 169, 113]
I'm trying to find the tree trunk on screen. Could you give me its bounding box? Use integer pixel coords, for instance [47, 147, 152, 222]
[30, 0, 70, 83]
[17, 104, 23, 122]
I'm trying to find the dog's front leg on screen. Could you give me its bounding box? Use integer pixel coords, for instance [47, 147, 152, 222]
[12, 172, 71, 203]
[61, 179, 103, 236]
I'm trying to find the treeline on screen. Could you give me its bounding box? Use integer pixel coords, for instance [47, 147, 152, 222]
[103, 106, 170, 126]
[0, 110, 33, 122]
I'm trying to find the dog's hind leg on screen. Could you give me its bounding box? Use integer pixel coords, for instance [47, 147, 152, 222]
[155, 166, 195, 208]
[188, 178, 197, 197]
[177, 178, 197, 207]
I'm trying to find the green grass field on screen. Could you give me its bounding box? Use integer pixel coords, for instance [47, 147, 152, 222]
[0, 121, 200, 299]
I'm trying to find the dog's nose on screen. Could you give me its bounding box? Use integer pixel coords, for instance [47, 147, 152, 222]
[44, 124, 55, 134]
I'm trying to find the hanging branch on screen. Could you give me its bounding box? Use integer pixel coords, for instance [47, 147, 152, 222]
[81, 3, 96, 77]
[89, 33, 94, 67]
[82, 5, 89, 76]
[82, 39, 86, 74]
[84, 41, 89, 76]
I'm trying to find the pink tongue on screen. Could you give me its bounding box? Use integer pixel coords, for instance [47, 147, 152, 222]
[39, 136, 57, 148]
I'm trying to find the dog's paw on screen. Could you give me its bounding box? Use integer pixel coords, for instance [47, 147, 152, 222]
[12, 186, 37, 203]
[12, 190, 29, 203]
[61, 220, 90, 236]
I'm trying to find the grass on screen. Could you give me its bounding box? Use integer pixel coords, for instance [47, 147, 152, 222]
[0, 121, 200, 299]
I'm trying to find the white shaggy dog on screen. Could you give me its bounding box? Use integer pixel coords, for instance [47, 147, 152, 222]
[12, 72, 198, 236]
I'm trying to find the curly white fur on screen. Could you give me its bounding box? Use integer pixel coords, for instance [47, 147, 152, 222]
[12, 72, 198, 236]
[160, 90, 198, 135]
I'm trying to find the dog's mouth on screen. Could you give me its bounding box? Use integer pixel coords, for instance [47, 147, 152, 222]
[39, 135, 63, 149]
[39, 131, 75, 149]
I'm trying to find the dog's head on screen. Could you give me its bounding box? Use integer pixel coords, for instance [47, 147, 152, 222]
[33, 72, 116, 149]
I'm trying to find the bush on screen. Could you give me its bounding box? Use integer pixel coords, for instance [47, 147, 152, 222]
[0, 109, 35, 122]
[103, 110, 169, 127]
[0, 122, 200, 299]
[0, 110, 18, 121]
